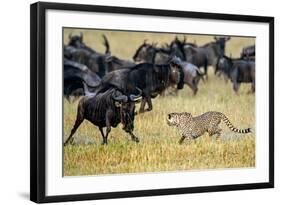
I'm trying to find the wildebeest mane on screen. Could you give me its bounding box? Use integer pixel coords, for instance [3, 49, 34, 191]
[133, 43, 146, 60]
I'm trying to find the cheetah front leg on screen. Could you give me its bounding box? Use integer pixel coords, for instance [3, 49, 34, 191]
[178, 133, 193, 144]
[178, 136, 186, 144]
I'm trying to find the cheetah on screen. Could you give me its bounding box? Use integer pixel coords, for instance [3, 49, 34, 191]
[166, 111, 251, 144]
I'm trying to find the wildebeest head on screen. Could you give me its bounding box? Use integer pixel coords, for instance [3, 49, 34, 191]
[170, 36, 182, 49]
[68, 32, 83, 48]
[112, 88, 142, 132]
[169, 36, 186, 60]
[214, 36, 231, 55]
[240, 45, 255, 60]
[216, 55, 233, 77]
[133, 40, 157, 63]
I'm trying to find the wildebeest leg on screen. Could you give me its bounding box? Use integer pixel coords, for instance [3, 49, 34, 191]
[102, 126, 111, 145]
[187, 79, 198, 96]
[175, 87, 179, 96]
[127, 131, 140, 143]
[251, 79, 255, 93]
[205, 67, 208, 80]
[194, 76, 200, 86]
[191, 79, 198, 95]
[102, 111, 112, 145]
[146, 96, 153, 112]
[99, 127, 106, 144]
[223, 73, 228, 83]
[139, 97, 146, 113]
[65, 95, 70, 103]
[64, 111, 84, 146]
[204, 61, 208, 80]
[251, 83, 255, 93]
[233, 81, 240, 94]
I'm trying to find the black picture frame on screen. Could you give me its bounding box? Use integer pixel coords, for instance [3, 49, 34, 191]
[30, 1, 274, 203]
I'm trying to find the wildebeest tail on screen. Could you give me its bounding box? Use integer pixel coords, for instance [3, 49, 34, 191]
[102, 34, 110, 54]
[177, 66, 185, 90]
[221, 113, 251, 134]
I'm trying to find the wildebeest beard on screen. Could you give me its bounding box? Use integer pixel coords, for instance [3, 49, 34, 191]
[119, 105, 135, 132]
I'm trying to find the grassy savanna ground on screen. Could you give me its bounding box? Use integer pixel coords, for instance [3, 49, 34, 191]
[63, 29, 255, 176]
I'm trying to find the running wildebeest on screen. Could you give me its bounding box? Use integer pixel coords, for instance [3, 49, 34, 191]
[64, 59, 101, 101]
[177, 36, 231, 78]
[216, 55, 255, 93]
[97, 58, 185, 113]
[171, 57, 205, 95]
[64, 87, 142, 145]
[240, 45, 255, 61]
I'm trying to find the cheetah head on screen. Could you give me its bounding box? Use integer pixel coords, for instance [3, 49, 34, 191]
[166, 113, 180, 126]
[167, 112, 192, 126]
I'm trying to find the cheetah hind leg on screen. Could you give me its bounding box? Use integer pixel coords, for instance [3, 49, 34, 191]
[208, 127, 222, 139]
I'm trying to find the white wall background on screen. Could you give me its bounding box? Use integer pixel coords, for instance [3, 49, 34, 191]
[0, 0, 279, 204]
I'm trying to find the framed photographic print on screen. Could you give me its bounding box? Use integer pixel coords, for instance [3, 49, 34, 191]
[30, 1, 274, 203]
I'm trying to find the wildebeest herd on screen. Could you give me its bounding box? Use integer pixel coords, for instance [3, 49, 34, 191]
[64, 32, 255, 146]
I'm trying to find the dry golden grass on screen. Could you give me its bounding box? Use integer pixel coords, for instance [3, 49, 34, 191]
[63, 28, 255, 176]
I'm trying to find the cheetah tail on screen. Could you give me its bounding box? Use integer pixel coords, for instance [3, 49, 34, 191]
[221, 114, 251, 134]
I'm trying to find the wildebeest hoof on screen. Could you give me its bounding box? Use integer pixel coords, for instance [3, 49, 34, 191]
[134, 137, 140, 143]
[101, 141, 108, 145]
[64, 137, 74, 146]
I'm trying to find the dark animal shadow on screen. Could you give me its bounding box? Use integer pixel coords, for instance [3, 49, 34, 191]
[18, 192, 29, 200]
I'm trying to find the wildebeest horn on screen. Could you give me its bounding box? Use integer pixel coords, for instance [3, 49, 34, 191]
[80, 32, 83, 41]
[214, 36, 218, 40]
[112, 91, 128, 102]
[105, 54, 115, 62]
[129, 88, 142, 101]
[69, 33, 72, 40]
